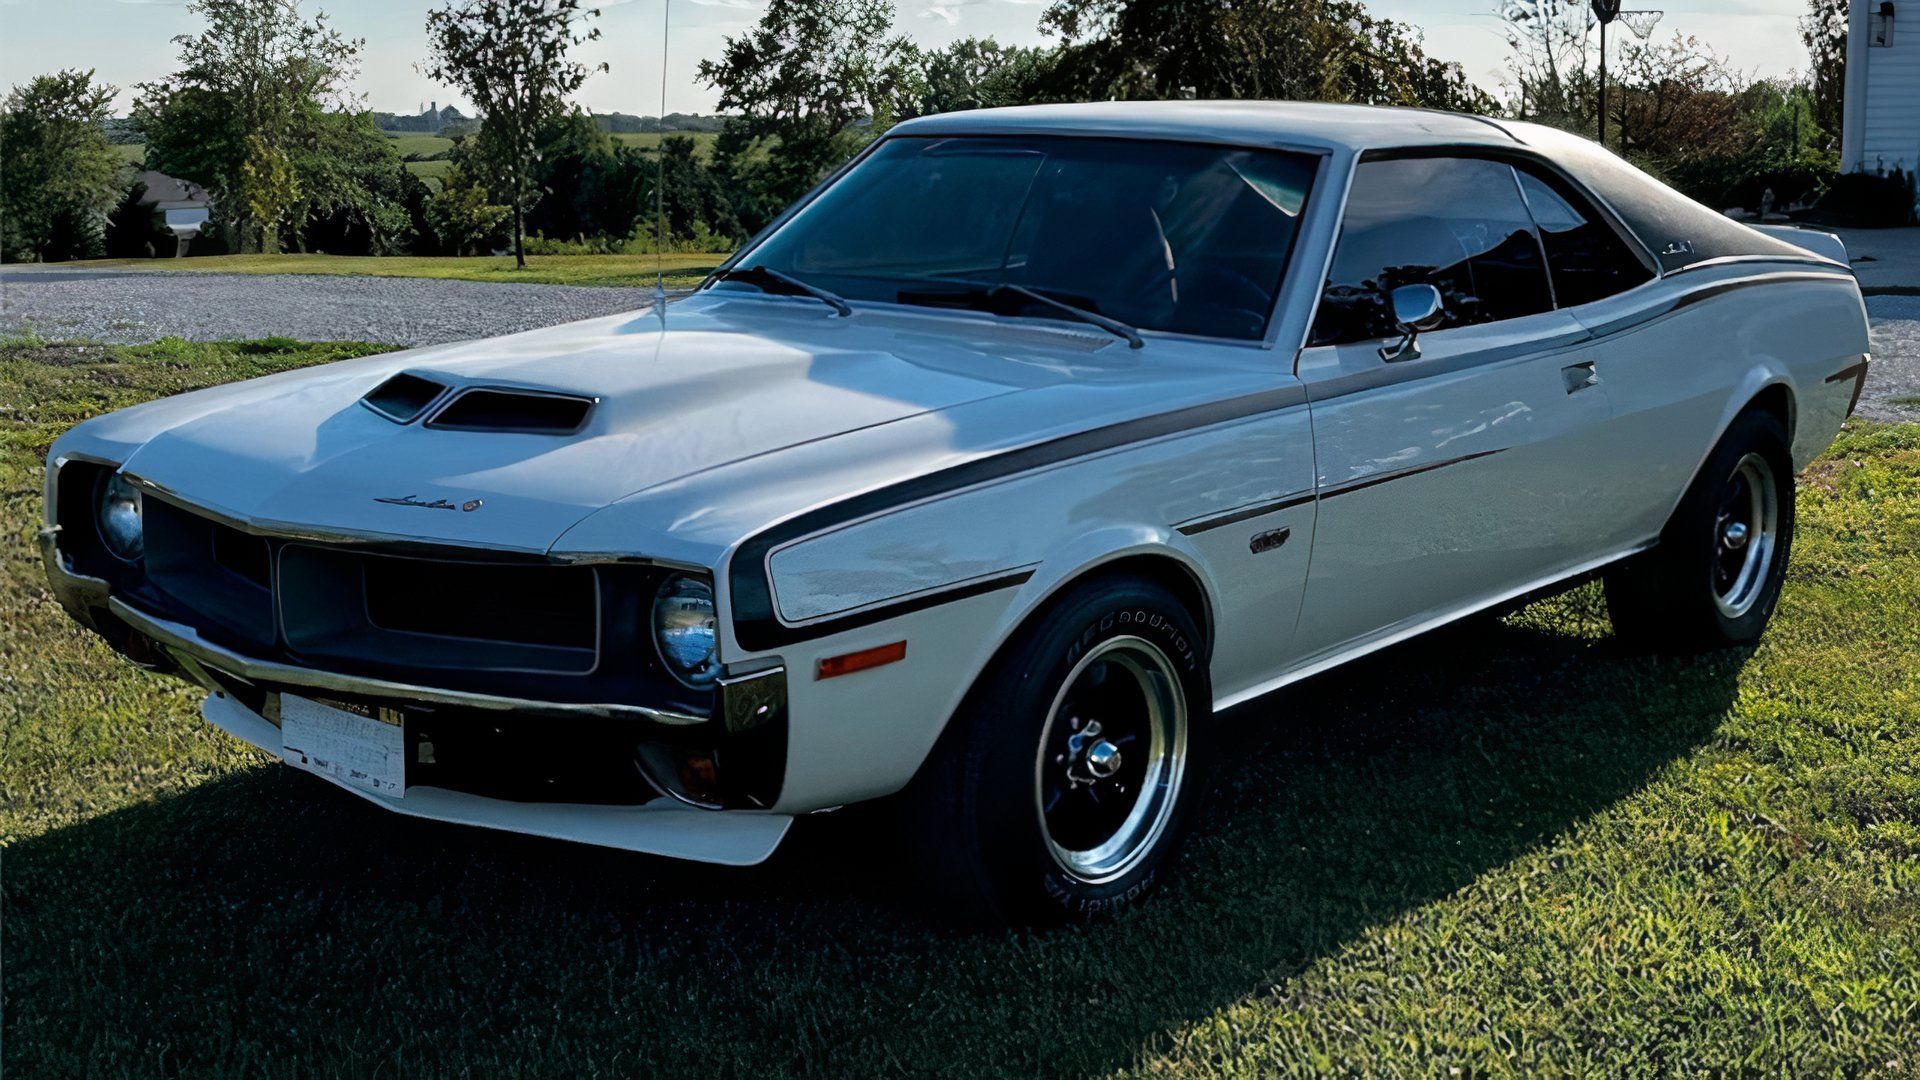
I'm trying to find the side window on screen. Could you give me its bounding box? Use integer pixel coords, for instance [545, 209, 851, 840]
[1514, 167, 1655, 307]
[1310, 157, 1553, 348]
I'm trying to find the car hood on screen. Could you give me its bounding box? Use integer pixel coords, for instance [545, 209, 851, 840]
[104, 295, 1123, 555]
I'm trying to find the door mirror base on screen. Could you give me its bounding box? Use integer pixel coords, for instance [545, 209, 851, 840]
[1379, 284, 1446, 362]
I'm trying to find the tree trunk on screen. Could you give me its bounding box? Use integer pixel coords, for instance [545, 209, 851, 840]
[513, 204, 526, 270]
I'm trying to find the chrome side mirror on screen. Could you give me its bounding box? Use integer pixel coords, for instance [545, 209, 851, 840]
[1379, 284, 1446, 362]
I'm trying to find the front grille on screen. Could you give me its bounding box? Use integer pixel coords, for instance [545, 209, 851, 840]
[109, 494, 712, 714]
[144, 499, 276, 648]
[279, 544, 599, 676]
[362, 555, 596, 650]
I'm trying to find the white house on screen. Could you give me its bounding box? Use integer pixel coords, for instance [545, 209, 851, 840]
[1842, 0, 1920, 197]
[132, 170, 212, 258]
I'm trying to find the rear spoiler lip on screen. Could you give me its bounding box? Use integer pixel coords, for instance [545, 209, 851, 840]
[1748, 223, 1850, 269]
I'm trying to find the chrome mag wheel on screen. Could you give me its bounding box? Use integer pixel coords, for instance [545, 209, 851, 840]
[1034, 635, 1188, 885]
[1712, 451, 1780, 619]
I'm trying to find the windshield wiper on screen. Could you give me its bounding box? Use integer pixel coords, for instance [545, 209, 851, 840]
[896, 278, 1143, 349]
[716, 265, 853, 317]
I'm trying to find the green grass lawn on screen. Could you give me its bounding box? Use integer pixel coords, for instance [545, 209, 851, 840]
[57, 252, 729, 288]
[3, 339, 1918, 1075]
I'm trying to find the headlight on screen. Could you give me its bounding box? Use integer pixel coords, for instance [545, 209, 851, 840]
[653, 574, 719, 687]
[96, 471, 144, 561]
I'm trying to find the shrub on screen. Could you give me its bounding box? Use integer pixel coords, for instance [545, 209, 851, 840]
[423, 167, 511, 255]
[1807, 169, 1919, 229]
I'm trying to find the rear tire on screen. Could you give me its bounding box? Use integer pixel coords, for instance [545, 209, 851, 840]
[1605, 409, 1795, 650]
[899, 576, 1208, 926]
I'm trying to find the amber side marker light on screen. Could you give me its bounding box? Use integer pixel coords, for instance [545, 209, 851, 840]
[817, 641, 907, 680]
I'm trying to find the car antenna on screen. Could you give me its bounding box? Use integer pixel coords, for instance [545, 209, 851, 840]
[651, 0, 672, 325]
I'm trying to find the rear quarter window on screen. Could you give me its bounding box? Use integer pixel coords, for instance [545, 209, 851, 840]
[1514, 124, 1814, 273]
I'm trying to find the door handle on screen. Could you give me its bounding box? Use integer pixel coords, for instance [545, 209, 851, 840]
[1561, 361, 1600, 394]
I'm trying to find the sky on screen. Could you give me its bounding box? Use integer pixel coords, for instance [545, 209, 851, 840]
[0, 0, 1819, 118]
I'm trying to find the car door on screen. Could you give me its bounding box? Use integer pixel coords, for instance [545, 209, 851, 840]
[1288, 153, 1617, 662]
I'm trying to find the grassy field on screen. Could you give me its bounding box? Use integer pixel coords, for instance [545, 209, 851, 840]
[57, 252, 730, 288]
[3, 339, 1918, 1075]
[384, 131, 717, 157]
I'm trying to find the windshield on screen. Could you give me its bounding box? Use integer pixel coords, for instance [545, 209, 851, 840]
[716, 135, 1319, 341]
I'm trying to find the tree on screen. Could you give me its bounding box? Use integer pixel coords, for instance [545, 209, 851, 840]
[914, 38, 1058, 116]
[1800, 0, 1846, 148]
[424, 164, 511, 254]
[698, 0, 921, 231]
[1609, 33, 1752, 162]
[0, 70, 127, 262]
[423, 0, 607, 269]
[1035, 0, 1497, 113]
[293, 111, 424, 254]
[1499, 0, 1597, 125]
[133, 0, 364, 253]
[647, 135, 739, 245]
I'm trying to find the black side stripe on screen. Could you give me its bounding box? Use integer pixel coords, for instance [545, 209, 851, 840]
[1318, 448, 1506, 500]
[762, 569, 1037, 649]
[1304, 271, 1857, 409]
[1824, 357, 1870, 385]
[1826, 355, 1872, 415]
[729, 385, 1310, 651]
[1176, 492, 1315, 536]
[1579, 270, 1856, 342]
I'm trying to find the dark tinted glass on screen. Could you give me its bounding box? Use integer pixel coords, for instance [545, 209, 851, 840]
[1515, 168, 1654, 307]
[728, 136, 1319, 340]
[1516, 123, 1811, 273]
[1310, 157, 1553, 347]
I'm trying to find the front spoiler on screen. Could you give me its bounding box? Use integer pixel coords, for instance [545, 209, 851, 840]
[203, 693, 793, 865]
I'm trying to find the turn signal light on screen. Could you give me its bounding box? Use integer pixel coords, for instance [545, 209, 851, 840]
[816, 641, 906, 680]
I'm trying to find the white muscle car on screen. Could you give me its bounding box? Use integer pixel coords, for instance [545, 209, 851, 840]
[41, 102, 1872, 924]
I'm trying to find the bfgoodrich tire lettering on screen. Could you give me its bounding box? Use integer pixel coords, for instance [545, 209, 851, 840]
[899, 577, 1209, 925]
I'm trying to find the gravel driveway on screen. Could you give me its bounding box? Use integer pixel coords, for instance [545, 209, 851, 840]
[0, 266, 658, 347]
[3, 264, 1917, 420]
[1862, 295, 1920, 423]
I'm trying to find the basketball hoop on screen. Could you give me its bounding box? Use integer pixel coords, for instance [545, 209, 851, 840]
[1619, 9, 1665, 39]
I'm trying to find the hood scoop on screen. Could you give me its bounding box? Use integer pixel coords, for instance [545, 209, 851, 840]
[425, 387, 597, 435]
[361, 372, 449, 423]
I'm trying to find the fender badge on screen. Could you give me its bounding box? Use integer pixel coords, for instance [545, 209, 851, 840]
[375, 494, 483, 513]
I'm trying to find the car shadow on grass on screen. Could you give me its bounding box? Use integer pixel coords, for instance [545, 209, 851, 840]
[3, 586, 1745, 1076]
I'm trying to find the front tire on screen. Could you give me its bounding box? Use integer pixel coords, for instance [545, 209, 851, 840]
[1605, 409, 1795, 649]
[899, 576, 1208, 926]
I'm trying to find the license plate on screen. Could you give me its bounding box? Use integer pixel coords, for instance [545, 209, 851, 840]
[280, 694, 405, 797]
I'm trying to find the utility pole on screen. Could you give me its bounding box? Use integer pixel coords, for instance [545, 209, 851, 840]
[1592, 0, 1622, 149]
[1599, 17, 1609, 148]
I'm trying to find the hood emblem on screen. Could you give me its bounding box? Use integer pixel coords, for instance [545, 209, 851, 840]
[375, 494, 483, 513]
